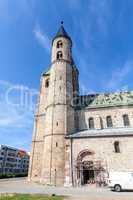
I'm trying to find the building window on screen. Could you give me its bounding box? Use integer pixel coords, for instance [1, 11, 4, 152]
[123, 114, 130, 127]
[57, 40, 63, 48]
[106, 116, 113, 128]
[57, 51, 63, 60]
[45, 78, 49, 88]
[114, 141, 120, 153]
[89, 117, 94, 129]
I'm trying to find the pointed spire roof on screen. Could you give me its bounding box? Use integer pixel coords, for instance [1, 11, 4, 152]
[52, 21, 72, 44]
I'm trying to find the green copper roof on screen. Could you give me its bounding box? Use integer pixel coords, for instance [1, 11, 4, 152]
[52, 23, 72, 44]
[78, 91, 133, 109]
[42, 68, 51, 76]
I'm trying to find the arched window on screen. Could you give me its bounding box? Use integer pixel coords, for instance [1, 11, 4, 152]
[89, 117, 94, 129]
[123, 114, 130, 127]
[57, 51, 63, 60]
[114, 141, 120, 153]
[45, 78, 49, 88]
[57, 40, 63, 48]
[106, 116, 113, 128]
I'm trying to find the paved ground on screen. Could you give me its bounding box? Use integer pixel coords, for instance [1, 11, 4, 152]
[0, 178, 133, 199]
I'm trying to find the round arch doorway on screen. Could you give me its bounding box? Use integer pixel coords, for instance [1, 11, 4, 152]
[82, 161, 94, 184]
[76, 150, 106, 186]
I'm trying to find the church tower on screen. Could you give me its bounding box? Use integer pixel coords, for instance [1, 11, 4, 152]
[28, 23, 79, 186]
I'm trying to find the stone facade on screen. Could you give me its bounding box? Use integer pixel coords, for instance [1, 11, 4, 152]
[77, 106, 133, 130]
[70, 135, 133, 186]
[28, 24, 133, 187]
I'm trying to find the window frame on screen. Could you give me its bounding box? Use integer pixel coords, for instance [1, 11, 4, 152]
[45, 78, 49, 88]
[114, 141, 120, 153]
[57, 51, 63, 60]
[88, 117, 95, 129]
[106, 116, 113, 128]
[123, 114, 130, 127]
[57, 40, 63, 48]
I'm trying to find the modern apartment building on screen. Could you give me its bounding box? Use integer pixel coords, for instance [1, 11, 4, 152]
[0, 145, 29, 176]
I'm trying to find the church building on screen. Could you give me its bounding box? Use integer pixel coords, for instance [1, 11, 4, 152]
[28, 23, 133, 187]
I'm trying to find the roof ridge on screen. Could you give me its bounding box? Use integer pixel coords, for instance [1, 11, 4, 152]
[80, 91, 132, 97]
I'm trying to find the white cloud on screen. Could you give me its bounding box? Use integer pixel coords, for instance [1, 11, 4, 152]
[0, 80, 13, 87]
[0, 79, 36, 128]
[0, 80, 38, 150]
[33, 25, 50, 53]
[0, 102, 33, 128]
[67, 0, 80, 9]
[88, 0, 113, 36]
[106, 60, 133, 90]
[0, 0, 35, 24]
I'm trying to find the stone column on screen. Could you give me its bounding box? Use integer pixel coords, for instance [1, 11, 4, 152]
[64, 141, 73, 186]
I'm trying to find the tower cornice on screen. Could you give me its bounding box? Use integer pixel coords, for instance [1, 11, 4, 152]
[51, 59, 72, 66]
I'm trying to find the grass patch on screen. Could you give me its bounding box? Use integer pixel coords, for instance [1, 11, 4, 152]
[0, 194, 64, 200]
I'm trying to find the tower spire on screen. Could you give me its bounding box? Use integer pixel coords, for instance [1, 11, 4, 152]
[52, 22, 72, 44]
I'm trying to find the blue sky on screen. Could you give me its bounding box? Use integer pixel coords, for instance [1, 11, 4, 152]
[0, 0, 133, 151]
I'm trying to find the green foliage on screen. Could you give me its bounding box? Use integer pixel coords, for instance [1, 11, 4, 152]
[0, 194, 63, 200]
[0, 173, 28, 179]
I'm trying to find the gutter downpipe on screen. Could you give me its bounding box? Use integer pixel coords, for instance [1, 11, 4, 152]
[71, 137, 74, 187]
